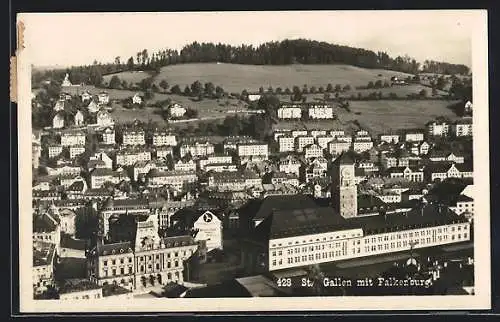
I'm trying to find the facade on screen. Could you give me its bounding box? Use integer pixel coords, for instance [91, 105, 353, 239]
[198, 155, 233, 170]
[379, 134, 400, 144]
[353, 137, 374, 153]
[48, 145, 63, 158]
[405, 132, 425, 142]
[387, 166, 424, 182]
[147, 169, 198, 190]
[328, 140, 351, 156]
[33, 241, 56, 295]
[81, 91, 92, 102]
[278, 155, 302, 176]
[98, 91, 110, 105]
[169, 104, 187, 118]
[123, 130, 146, 146]
[33, 212, 61, 254]
[331, 154, 357, 219]
[317, 135, 335, 149]
[180, 142, 215, 158]
[153, 131, 177, 146]
[53, 113, 65, 129]
[61, 130, 86, 147]
[277, 107, 302, 119]
[308, 106, 334, 119]
[101, 127, 116, 145]
[237, 143, 269, 159]
[208, 171, 262, 191]
[96, 110, 114, 127]
[156, 146, 174, 160]
[192, 210, 224, 252]
[451, 119, 473, 137]
[174, 159, 197, 172]
[295, 135, 315, 152]
[304, 143, 324, 159]
[427, 121, 450, 137]
[116, 149, 152, 167]
[69, 145, 86, 159]
[278, 136, 295, 153]
[74, 110, 84, 126]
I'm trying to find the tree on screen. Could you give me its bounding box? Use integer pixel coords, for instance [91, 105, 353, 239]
[183, 86, 192, 96]
[126, 57, 134, 70]
[302, 84, 309, 94]
[284, 87, 291, 95]
[419, 89, 428, 98]
[159, 80, 169, 92]
[190, 80, 203, 96]
[215, 86, 224, 99]
[367, 81, 375, 89]
[114, 56, 121, 66]
[171, 84, 182, 95]
[334, 84, 342, 92]
[204, 82, 215, 97]
[343, 84, 351, 91]
[275, 87, 283, 94]
[374, 80, 383, 89]
[318, 86, 325, 93]
[259, 86, 264, 94]
[310, 86, 317, 94]
[185, 108, 198, 118]
[326, 83, 333, 92]
[109, 75, 121, 89]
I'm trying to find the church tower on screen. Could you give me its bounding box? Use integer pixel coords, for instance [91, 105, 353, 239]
[331, 153, 358, 218]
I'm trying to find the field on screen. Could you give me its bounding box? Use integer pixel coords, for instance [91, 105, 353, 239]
[274, 99, 461, 136]
[61, 85, 141, 100]
[102, 71, 153, 86]
[153, 63, 414, 93]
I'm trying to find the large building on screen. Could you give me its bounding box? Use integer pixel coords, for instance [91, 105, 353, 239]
[87, 214, 201, 291]
[240, 152, 472, 274]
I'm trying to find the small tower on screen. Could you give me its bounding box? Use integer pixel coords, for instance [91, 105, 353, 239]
[330, 153, 358, 218]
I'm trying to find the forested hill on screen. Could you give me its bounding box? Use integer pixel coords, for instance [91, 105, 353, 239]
[32, 39, 470, 87]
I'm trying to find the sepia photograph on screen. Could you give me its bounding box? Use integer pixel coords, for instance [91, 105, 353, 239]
[15, 10, 490, 312]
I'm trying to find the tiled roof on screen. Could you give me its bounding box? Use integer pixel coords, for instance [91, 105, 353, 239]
[33, 212, 59, 233]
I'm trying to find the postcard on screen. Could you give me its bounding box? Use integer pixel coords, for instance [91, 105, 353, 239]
[15, 10, 490, 312]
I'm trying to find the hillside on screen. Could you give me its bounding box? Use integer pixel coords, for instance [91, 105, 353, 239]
[151, 63, 414, 93]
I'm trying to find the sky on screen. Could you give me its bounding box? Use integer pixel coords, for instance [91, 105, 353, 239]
[20, 10, 478, 68]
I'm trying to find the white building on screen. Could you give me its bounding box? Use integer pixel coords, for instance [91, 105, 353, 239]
[317, 135, 335, 149]
[405, 132, 425, 142]
[278, 155, 302, 176]
[81, 91, 92, 102]
[101, 127, 116, 145]
[451, 119, 473, 137]
[237, 143, 269, 159]
[198, 155, 233, 170]
[180, 142, 215, 158]
[277, 107, 302, 119]
[295, 135, 315, 152]
[328, 140, 351, 156]
[174, 159, 197, 172]
[115, 149, 152, 166]
[74, 110, 84, 126]
[48, 145, 63, 158]
[147, 170, 197, 190]
[169, 103, 187, 118]
[132, 93, 143, 105]
[353, 137, 374, 153]
[98, 91, 110, 105]
[61, 130, 86, 147]
[308, 106, 334, 119]
[152, 131, 177, 146]
[123, 130, 146, 146]
[156, 146, 174, 160]
[69, 145, 86, 158]
[427, 121, 450, 137]
[193, 211, 223, 252]
[304, 143, 324, 159]
[278, 136, 295, 153]
[53, 113, 65, 129]
[379, 134, 400, 144]
[96, 110, 114, 127]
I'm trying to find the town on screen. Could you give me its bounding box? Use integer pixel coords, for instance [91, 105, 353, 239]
[30, 41, 475, 299]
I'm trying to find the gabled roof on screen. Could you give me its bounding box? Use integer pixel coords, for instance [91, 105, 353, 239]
[33, 212, 59, 233]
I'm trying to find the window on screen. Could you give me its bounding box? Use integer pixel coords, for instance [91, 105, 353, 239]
[128, 267, 133, 274]
[120, 267, 124, 275]
[112, 269, 116, 276]
[278, 250, 282, 256]
[175, 261, 179, 267]
[120, 258, 124, 264]
[167, 262, 171, 268]
[103, 260, 108, 266]
[128, 257, 132, 263]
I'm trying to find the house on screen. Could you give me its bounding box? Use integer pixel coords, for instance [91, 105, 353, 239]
[198, 155, 233, 171]
[278, 135, 295, 153]
[53, 99, 65, 112]
[169, 103, 187, 118]
[316, 135, 335, 149]
[328, 139, 351, 156]
[132, 93, 143, 105]
[379, 134, 400, 144]
[89, 152, 113, 169]
[98, 91, 110, 105]
[387, 166, 424, 182]
[336, 135, 352, 143]
[133, 160, 159, 181]
[381, 152, 410, 169]
[455, 162, 473, 178]
[424, 162, 462, 182]
[74, 110, 84, 126]
[464, 101, 473, 114]
[156, 146, 174, 160]
[90, 168, 114, 189]
[418, 141, 431, 155]
[451, 118, 473, 137]
[448, 195, 474, 218]
[59, 92, 72, 101]
[278, 155, 302, 176]
[152, 131, 177, 146]
[61, 130, 86, 147]
[81, 91, 92, 102]
[33, 241, 56, 296]
[329, 130, 345, 137]
[207, 170, 262, 191]
[427, 121, 450, 137]
[57, 208, 77, 236]
[52, 113, 65, 129]
[101, 127, 116, 145]
[237, 142, 269, 159]
[247, 94, 261, 102]
[179, 142, 215, 158]
[174, 159, 197, 172]
[96, 110, 114, 127]
[308, 130, 327, 139]
[277, 106, 302, 119]
[33, 211, 61, 254]
[123, 129, 145, 146]
[404, 131, 425, 142]
[308, 106, 334, 119]
[146, 169, 198, 190]
[87, 101, 100, 114]
[69, 145, 86, 159]
[303, 157, 328, 183]
[47, 144, 63, 158]
[223, 136, 256, 153]
[295, 135, 315, 152]
[273, 129, 291, 141]
[428, 150, 465, 164]
[115, 148, 152, 166]
[353, 136, 374, 153]
[291, 130, 308, 138]
[66, 177, 89, 200]
[303, 143, 324, 159]
[171, 209, 223, 252]
[205, 163, 238, 173]
[270, 172, 300, 187]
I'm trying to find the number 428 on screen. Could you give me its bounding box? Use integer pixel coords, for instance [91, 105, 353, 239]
[277, 278, 292, 287]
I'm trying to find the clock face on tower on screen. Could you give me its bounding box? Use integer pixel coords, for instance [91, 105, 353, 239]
[341, 167, 351, 179]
